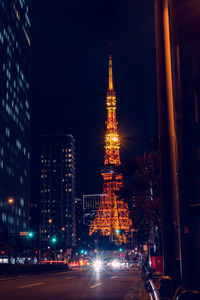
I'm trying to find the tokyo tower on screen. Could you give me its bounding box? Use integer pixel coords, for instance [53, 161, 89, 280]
[89, 54, 132, 244]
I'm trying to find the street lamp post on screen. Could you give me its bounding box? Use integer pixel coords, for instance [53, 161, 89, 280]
[154, 0, 181, 285]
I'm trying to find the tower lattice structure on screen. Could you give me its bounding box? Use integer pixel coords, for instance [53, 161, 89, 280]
[89, 55, 132, 244]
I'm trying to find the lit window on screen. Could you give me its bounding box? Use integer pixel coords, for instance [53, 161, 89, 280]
[16, 139, 21, 150]
[5, 127, 10, 137]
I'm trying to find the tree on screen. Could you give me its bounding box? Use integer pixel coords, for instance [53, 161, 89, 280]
[118, 150, 162, 250]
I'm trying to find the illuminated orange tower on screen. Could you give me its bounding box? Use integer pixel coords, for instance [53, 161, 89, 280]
[89, 54, 132, 244]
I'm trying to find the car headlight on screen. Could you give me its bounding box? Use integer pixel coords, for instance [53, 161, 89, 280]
[111, 260, 121, 268]
[93, 259, 102, 272]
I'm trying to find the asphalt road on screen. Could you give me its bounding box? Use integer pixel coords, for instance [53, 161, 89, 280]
[0, 267, 142, 300]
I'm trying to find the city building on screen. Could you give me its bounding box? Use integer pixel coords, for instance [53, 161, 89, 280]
[75, 197, 83, 248]
[83, 194, 101, 227]
[0, 1, 31, 235]
[75, 197, 82, 228]
[40, 135, 76, 251]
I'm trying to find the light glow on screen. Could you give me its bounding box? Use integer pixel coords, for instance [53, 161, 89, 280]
[8, 198, 14, 204]
[93, 259, 102, 272]
[111, 260, 121, 268]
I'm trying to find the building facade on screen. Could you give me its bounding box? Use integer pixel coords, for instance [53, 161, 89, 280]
[169, 0, 200, 290]
[75, 197, 82, 229]
[40, 135, 76, 251]
[83, 194, 101, 227]
[75, 197, 82, 248]
[0, 1, 31, 234]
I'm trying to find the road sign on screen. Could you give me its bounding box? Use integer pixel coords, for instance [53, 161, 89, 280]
[143, 245, 148, 251]
[20, 232, 28, 236]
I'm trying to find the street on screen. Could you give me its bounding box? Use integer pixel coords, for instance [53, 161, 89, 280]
[0, 267, 142, 300]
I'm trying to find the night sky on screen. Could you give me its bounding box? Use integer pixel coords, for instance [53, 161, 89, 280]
[30, 0, 158, 200]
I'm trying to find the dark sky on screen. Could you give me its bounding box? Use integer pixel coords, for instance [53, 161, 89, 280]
[30, 0, 158, 200]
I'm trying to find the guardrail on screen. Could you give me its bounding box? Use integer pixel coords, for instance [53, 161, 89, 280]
[149, 279, 161, 300]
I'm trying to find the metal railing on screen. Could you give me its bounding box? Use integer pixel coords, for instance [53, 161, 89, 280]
[149, 279, 161, 300]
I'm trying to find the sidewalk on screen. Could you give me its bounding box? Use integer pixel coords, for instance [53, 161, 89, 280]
[123, 270, 143, 300]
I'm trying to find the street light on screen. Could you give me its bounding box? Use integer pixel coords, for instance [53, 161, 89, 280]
[0, 197, 14, 204]
[7, 198, 14, 204]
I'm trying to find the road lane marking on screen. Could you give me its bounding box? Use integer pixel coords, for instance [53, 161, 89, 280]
[64, 276, 75, 280]
[90, 283, 102, 289]
[110, 276, 117, 279]
[19, 282, 44, 289]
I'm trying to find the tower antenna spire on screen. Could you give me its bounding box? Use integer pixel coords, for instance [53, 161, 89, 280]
[108, 54, 114, 90]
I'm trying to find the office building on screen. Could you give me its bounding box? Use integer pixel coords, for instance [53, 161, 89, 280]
[83, 194, 101, 227]
[75, 197, 82, 228]
[40, 135, 76, 250]
[75, 197, 82, 247]
[0, 1, 31, 234]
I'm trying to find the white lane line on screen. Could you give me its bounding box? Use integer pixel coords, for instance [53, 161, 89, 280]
[110, 276, 117, 279]
[64, 276, 75, 280]
[19, 282, 44, 289]
[90, 283, 102, 289]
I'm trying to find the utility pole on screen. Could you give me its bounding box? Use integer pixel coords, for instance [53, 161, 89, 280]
[154, 0, 181, 284]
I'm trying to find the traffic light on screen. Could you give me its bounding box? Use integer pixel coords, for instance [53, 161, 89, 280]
[51, 237, 57, 243]
[119, 248, 123, 252]
[80, 249, 84, 254]
[116, 229, 120, 234]
[28, 231, 34, 238]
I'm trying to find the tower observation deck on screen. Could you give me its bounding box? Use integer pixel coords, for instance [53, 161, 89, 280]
[89, 55, 132, 244]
